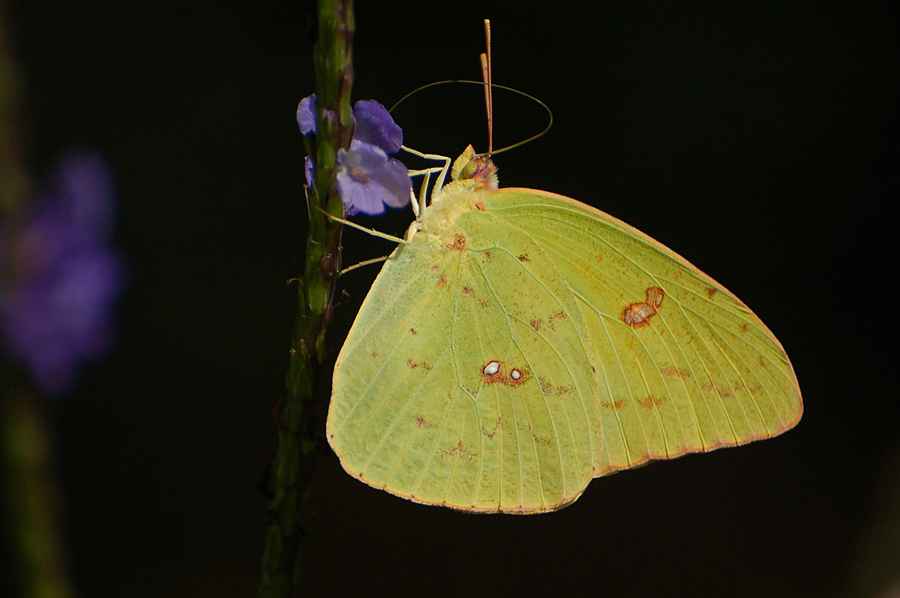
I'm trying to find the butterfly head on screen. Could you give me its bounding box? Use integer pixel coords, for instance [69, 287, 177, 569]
[451, 145, 498, 191]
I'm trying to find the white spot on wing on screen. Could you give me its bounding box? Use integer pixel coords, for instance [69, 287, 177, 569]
[483, 361, 500, 376]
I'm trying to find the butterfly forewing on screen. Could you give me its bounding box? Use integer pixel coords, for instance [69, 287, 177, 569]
[483, 189, 802, 475]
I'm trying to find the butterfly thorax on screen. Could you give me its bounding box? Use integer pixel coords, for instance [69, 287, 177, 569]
[408, 145, 498, 245]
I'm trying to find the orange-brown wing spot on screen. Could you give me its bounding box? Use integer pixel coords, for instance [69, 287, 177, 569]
[484, 251, 493, 261]
[622, 302, 658, 328]
[407, 358, 432, 372]
[636, 395, 667, 409]
[538, 376, 553, 395]
[547, 310, 566, 331]
[475, 199, 486, 211]
[415, 414, 431, 428]
[461, 286, 489, 307]
[739, 323, 750, 333]
[517, 253, 530, 262]
[530, 318, 543, 331]
[528, 425, 553, 447]
[706, 287, 718, 299]
[622, 287, 666, 328]
[370, 352, 378, 358]
[602, 399, 627, 410]
[482, 360, 529, 388]
[446, 234, 466, 250]
[551, 384, 570, 397]
[410, 328, 418, 335]
[431, 264, 439, 271]
[482, 416, 502, 439]
[440, 442, 476, 460]
[437, 277, 447, 289]
[645, 286, 665, 307]
[660, 365, 691, 379]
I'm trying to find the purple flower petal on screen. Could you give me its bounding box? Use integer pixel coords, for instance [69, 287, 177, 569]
[353, 100, 403, 154]
[304, 156, 315, 188]
[58, 149, 117, 248]
[297, 95, 317, 136]
[336, 140, 411, 216]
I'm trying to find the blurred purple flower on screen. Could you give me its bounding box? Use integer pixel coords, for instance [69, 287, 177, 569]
[297, 94, 411, 215]
[0, 149, 126, 397]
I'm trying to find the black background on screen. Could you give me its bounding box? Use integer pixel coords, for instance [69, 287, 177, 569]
[4, 1, 896, 596]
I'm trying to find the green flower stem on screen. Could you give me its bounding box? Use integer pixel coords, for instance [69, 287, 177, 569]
[1, 380, 75, 598]
[257, 1, 354, 596]
[2, 7, 75, 597]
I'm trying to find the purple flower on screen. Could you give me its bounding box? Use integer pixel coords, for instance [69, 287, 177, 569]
[296, 95, 317, 137]
[352, 100, 403, 154]
[297, 94, 411, 216]
[336, 141, 413, 216]
[0, 149, 126, 397]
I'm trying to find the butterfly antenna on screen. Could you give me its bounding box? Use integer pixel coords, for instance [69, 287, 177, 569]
[481, 19, 493, 157]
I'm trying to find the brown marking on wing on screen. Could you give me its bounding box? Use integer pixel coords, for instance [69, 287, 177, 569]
[661, 365, 691, 379]
[406, 358, 432, 372]
[481, 360, 530, 388]
[538, 376, 553, 395]
[461, 286, 489, 307]
[528, 425, 553, 447]
[645, 287, 665, 307]
[482, 416, 502, 439]
[547, 310, 566, 331]
[636, 395, 667, 410]
[440, 441, 476, 460]
[622, 287, 666, 328]
[446, 234, 466, 250]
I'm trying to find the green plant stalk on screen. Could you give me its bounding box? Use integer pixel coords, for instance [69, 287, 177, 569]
[2, 6, 75, 597]
[257, 1, 354, 596]
[1, 381, 75, 598]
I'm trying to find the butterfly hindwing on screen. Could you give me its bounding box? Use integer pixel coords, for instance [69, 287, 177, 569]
[329, 201, 601, 512]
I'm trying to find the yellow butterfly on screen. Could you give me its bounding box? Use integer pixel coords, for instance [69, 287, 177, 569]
[326, 22, 801, 514]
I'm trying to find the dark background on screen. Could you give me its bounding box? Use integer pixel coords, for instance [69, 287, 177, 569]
[4, 0, 897, 596]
